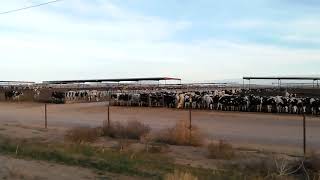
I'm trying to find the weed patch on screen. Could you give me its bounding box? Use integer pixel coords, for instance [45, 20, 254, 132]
[102, 120, 150, 140]
[155, 120, 203, 146]
[64, 127, 99, 144]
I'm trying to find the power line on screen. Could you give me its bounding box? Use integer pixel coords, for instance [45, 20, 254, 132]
[0, 0, 64, 15]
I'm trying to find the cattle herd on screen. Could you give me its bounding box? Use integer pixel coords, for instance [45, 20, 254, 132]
[110, 89, 320, 115]
[1, 87, 320, 115]
[53, 90, 109, 103]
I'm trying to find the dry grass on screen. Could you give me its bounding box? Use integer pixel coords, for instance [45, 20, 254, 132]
[113, 139, 131, 152]
[102, 120, 151, 140]
[165, 170, 198, 180]
[140, 133, 169, 153]
[126, 120, 151, 140]
[64, 127, 99, 144]
[305, 151, 320, 174]
[102, 121, 126, 138]
[207, 140, 235, 160]
[155, 120, 204, 146]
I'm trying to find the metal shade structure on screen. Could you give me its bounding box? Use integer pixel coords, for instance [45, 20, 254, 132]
[43, 77, 181, 84]
[243, 76, 320, 80]
[0, 81, 35, 84]
[243, 76, 320, 89]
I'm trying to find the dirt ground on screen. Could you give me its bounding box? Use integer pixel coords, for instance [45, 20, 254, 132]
[0, 154, 143, 180]
[0, 102, 319, 154]
[0, 155, 97, 180]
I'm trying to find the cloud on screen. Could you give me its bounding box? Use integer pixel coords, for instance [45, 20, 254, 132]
[0, 0, 191, 41]
[0, 0, 319, 82]
[227, 20, 268, 29]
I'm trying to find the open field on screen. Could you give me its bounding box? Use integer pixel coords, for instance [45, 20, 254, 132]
[0, 102, 319, 179]
[0, 102, 319, 154]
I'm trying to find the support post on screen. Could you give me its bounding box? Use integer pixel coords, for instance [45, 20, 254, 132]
[313, 80, 315, 88]
[44, 103, 47, 129]
[279, 79, 281, 89]
[242, 79, 245, 89]
[303, 114, 306, 156]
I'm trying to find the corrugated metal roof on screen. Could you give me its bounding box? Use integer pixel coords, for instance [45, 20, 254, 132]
[43, 77, 181, 84]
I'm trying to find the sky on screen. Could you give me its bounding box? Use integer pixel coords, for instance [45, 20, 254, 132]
[0, 0, 320, 83]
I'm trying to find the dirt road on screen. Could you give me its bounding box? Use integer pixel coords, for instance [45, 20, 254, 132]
[0, 102, 319, 153]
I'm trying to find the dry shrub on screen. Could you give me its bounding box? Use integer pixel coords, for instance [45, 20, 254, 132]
[207, 140, 235, 159]
[305, 151, 320, 173]
[64, 127, 99, 144]
[102, 121, 126, 138]
[272, 155, 300, 177]
[156, 120, 203, 146]
[126, 120, 151, 139]
[102, 120, 151, 140]
[165, 170, 198, 180]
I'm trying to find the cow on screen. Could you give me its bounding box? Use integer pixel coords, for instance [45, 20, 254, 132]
[176, 93, 185, 109]
[310, 98, 320, 115]
[205, 94, 215, 109]
[184, 94, 192, 109]
[51, 91, 65, 104]
[248, 95, 262, 112]
[5, 91, 23, 101]
[164, 93, 176, 108]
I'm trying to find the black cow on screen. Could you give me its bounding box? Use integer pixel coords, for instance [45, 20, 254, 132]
[248, 95, 262, 112]
[5, 91, 23, 101]
[164, 93, 176, 108]
[140, 93, 149, 107]
[311, 98, 320, 115]
[52, 91, 65, 104]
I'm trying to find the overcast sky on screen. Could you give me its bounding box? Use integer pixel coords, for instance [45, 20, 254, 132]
[0, 0, 319, 83]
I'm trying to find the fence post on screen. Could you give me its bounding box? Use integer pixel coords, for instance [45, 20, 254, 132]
[303, 114, 306, 156]
[44, 103, 47, 129]
[189, 108, 192, 143]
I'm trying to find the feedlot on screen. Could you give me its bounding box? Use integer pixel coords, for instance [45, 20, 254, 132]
[0, 102, 319, 154]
